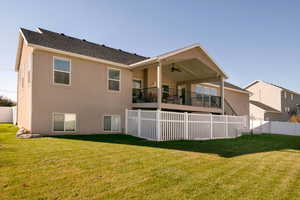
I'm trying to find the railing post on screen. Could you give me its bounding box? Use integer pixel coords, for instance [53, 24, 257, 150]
[156, 109, 161, 141]
[138, 109, 141, 137]
[125, 109, 128, 134]
[210, 113, 213, 139]
[184, 112, 189, 140]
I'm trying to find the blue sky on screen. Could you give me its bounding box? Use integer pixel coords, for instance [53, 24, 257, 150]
[1, 0, 300, 100]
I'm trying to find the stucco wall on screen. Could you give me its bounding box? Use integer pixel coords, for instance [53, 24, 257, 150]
[249, 103, 265, 120]
[247, 81, 282, 111]
[17, 42, 33, 130]
[31, 49, 132, 135]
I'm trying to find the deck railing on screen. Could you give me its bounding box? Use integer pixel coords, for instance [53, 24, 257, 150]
[133, 87, 221, 108]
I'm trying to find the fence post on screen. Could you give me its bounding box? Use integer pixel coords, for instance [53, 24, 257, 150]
[138, 109, 141, 137]
[125, 109, 128, 134]
[210, 114, 213, 139]
[225, 115, 228, 138]
[184, 112, 188, 140]
[156, 109, 161, 141]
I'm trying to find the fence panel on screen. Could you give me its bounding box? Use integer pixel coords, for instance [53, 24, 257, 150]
[140, 110, 157, 140]
[126, 109, 248, 141]
[250, 120, 300, 136]
[0, 107, 14, 123]
[188, 114, 211, 140]
[161, 111, 185, 141]
[127, 110, 138, 137]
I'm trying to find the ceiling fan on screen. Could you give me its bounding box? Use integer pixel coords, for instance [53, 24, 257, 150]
[171, 63, 182, 72]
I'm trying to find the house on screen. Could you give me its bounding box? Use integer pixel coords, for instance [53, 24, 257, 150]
[15, 27, 249, 135]
[245, 80, 300, 121]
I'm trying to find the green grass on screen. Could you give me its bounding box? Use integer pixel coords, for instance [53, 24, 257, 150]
[1, 123, 300, 200]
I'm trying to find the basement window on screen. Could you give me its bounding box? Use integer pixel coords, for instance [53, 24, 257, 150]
[103, 115, 121, 131]
[53, 113, 76, 132]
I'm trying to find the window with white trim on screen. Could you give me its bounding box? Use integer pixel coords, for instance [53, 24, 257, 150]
[103, 115, 121, 131]
[108, 68, 120, 91]
[53, 113, 76, 131]
[53, 58, 71, 85]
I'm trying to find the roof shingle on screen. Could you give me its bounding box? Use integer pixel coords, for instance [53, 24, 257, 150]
[21, 28, 148, 65]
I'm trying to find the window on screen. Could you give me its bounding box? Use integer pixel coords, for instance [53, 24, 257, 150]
[210, 88, 217, 96]
[284, 107, 290, 113]
[53, 113, 76, 132]
[133, 79, 142, 89]
[297, 105, 300, 115]
[284, 91, 287, 99]
[103, 115, 121, 131]
[195, 85, 204, 94]
[195, 85, 217, 96]
[108, 68, 120, 91]
[291, 94, 294, 101]
[53, 57, 71, 85]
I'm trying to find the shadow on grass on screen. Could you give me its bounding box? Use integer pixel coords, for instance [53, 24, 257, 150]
[52, 134, 300, 158]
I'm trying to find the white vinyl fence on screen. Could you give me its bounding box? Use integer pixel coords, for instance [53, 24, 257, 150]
[0, 106, 17, 124]
[126, 109, 248, 141]
[251, 120, 300, 136]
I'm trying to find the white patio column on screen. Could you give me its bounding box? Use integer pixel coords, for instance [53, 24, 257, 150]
[220, 77, 225, 115]
[157, 61, 162, 110]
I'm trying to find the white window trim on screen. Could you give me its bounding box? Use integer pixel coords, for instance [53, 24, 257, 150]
[107, 67, 121, 92]
[53, 56, 72, 86]
[52, 112, 77, 132]
[103, 114, 121, 132]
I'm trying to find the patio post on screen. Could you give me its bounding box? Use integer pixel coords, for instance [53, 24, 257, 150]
[220, 77, 225, 115]
[157, 61, 162, 109]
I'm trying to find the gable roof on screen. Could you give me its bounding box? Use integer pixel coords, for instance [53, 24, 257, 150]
[250, 100, 281, 113]
[129, 44, 228, 79]
[245, 80, 300, 96]
[19, 28, 148, 66]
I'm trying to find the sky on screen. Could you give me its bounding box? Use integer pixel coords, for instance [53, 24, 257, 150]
[1, 0, 300, 101]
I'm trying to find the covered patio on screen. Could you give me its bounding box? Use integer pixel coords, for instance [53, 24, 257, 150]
[130, 44, 228, 114]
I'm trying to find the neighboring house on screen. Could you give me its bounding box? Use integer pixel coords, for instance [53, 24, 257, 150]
[15, 27, 249, 135]
[245, 80, 300, 121]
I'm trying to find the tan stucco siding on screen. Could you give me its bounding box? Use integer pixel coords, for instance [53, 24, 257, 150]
[247, 81, 282, 111]
[17, 43, 33, 130]
[249, 103, 265, 120]
[31, 49, 132, 135]
[133, 66, 177, 89]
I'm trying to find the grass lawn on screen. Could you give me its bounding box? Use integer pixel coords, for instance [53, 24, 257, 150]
[1, 124, 300, 200]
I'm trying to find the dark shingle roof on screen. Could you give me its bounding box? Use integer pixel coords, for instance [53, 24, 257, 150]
[250, 100, 281, 112]
[210, 81, 249, 93]
[20, 28, 148, 65]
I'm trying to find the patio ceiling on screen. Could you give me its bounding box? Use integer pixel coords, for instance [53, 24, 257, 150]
[162, 58, 220, 82]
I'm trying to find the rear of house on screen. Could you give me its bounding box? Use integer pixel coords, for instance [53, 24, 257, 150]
[15, 27, 249, 135]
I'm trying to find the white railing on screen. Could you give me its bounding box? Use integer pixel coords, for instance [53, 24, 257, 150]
[126, 109, 248, 141]
[250, 119, 300, 136]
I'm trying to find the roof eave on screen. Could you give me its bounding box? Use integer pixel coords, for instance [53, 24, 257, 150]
[15, 29, 28, 72]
